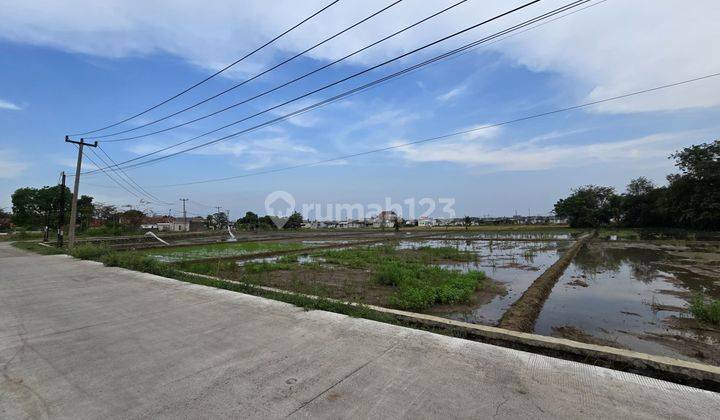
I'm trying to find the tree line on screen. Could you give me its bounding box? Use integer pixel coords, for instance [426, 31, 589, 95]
[554, 140, 720, 229]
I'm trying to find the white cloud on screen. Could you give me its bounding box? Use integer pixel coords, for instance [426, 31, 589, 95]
[186, 135, 317, 170]
[2, 0, 718, 114]
[437, 85, 466, 102]
[0, 151, 28, 178]
[460, 124, 502, 141]
[0, 99, 22, 111]
[392, 130, 701, 172]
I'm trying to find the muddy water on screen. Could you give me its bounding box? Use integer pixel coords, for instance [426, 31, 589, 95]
[535, 241, 720, 363]
[433, 232, 576, 241]
[397, 239, 569, 325]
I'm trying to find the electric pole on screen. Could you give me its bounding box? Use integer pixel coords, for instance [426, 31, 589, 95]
[57, 172, 66, 247]
[65, 136, 97, 248]
[180, 198, 189, 226]
[215, 206, 222, 215]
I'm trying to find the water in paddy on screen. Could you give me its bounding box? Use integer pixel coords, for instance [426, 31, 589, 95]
[397, 239, 569, 325]
[434, 232, 575, 241]
[535, 241, 720, 362]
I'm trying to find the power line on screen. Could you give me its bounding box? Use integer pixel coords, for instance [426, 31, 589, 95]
[97, 145, 173, 205]
[85, 0, 545, 174]
[86, 147, 165, 204]
[97, 0, 531, 144]
[78, 146, 144, 200]
[90, 0, 406, 140]
[148, 71, 720, 188]
[69, 0, 341, 137]
[85, 146, 174, 207]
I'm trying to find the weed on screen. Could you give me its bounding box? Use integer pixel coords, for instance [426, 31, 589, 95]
[416, 246, 476, 262]
[69, 244, 112, 260]
[690, 295, 720, 326]
[323, 246, 487, 311]
[11, 241, 65, 255]
[101, 252, 174, 277]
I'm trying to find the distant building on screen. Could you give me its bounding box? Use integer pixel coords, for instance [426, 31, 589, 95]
[417, 217, 435, 227]
[373, 211, 398, 228]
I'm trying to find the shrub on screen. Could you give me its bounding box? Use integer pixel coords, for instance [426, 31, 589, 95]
[690, 296, 720, 326]
[70, 244, 111, 260]
[101, 252, 174, 277]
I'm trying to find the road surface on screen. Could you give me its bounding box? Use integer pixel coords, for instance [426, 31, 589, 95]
[1, 242, 718, 419]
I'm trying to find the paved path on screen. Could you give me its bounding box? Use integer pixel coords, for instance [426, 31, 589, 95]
[1, 243, 718, 419]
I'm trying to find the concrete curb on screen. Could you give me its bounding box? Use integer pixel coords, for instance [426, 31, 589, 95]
[178, 270, 720, 391]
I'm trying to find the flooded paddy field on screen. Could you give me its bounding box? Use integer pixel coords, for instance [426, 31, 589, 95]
[534, 240, 720, 365]
[176, 238, 569, 323]
[405, 239, 570, 324]
[153, 229, 719, 365]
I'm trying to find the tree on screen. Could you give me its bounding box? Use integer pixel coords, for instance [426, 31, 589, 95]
[463, 216, 472, 230]
[120, 209, 144, 230]
[665, 140, 720, 229]
[554, 185, 619, 228]
[94, 203, 119, 226]
[259, 215, 277, 230]
[0, 208, 12, 231]
[213, 212, 229, 229]
[284, 211, 303, 229]
[621, 177, 662, 227]
[77, 195, 94, 232]
[235, 211, 259, 230]
[11, 185, 72, 228]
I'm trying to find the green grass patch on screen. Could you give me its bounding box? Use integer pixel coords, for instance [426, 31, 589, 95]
[140, 241, 306, 262]
[415, 246, 477, 262]
[101, 251, 176, 277]
[11, 241, 65, 255]
[319, 245, 486, 311]
[690, 295, 720, 326]
[69, 244, 112, 260]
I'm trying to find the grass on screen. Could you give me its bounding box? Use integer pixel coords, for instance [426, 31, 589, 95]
[140, 241, 306, 262]
[690, 295, 720, 326]
[69, 244, 112, 260]
[11, 241, 65, 255]
[596, 228, 641, 240]
[317, 245, 486, 311]
[415, 246, 477, 262]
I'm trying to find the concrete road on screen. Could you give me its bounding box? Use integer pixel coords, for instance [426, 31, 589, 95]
[1, 243, 718, 419]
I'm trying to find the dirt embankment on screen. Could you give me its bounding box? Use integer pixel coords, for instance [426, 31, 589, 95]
[498, 232, 594, 332]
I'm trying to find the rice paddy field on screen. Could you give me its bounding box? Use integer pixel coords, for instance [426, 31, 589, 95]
[107, 227, 720, 366]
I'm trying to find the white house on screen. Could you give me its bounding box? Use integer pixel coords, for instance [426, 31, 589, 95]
[418, 217, 435, 227]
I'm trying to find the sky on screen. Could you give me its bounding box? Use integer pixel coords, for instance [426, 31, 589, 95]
[0, 0, 719, 220]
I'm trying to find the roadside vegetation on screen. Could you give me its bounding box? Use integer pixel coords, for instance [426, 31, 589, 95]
[11, 241, 65, 255]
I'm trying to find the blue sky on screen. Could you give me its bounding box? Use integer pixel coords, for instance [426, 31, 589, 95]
[1, 0, 719, 219]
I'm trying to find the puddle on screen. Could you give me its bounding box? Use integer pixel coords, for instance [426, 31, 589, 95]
[534, 241, 720, 363]
[301, 240, 352, 245]
[396, 239, 568, 325]
[236, 254, 325, 266]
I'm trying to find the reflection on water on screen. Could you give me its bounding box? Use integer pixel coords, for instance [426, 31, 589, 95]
[433, 232, 575, 241]
[535, 241, 720, 362]
[398, 239, 568, 325]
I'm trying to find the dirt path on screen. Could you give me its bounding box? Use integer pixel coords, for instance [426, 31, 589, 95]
[498, 233, 594, 332]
